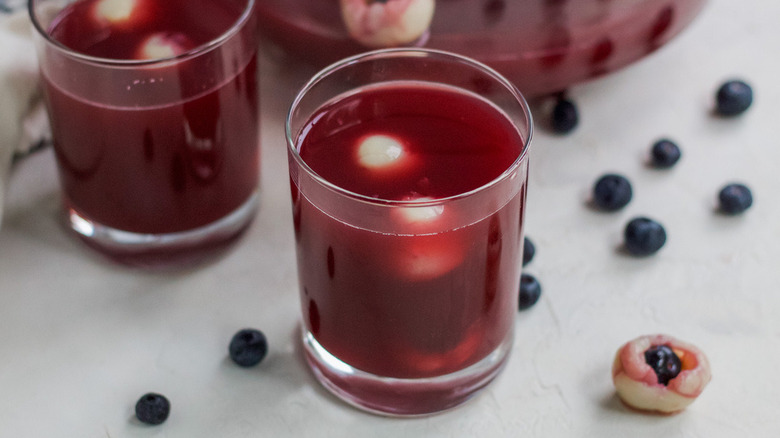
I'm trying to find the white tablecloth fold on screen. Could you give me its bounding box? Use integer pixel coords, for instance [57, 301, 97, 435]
[0, 8, 51, 229]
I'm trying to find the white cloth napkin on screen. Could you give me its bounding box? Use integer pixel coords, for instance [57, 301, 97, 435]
[0, 4, 51, 229]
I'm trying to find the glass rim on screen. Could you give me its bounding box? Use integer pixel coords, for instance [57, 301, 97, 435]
[286, 47, 534, 208]
[28, 0, 256, 67]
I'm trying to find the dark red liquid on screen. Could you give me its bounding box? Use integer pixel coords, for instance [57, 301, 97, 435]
[48, 0, 242, 59]
[42, 0, 259, 234]
[258, 0, 707, 96]
[293, 83, 527, 378]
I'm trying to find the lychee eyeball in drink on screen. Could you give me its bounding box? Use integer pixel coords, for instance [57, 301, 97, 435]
[92, 0, 152, 27]
[136, 32, 195, 59]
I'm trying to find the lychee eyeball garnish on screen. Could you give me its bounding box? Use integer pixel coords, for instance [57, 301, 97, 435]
[136, 32, 194, 60]
[396, 196, 444, 224]
[356, 134, 407, 169]
[612, 334, 711, 415]
[340, 0, 435, 48]
[94, 0, 135, 23]
[394, 234, 464, 281]
[93, 0, 145, 25]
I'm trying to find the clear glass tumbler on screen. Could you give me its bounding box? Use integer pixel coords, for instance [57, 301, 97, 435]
[286, 48, 533, 415]
[29, 0, 260, 266]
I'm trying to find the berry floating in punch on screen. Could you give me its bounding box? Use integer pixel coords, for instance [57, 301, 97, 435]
[135, 393, 170, 425]
[229, 328, 269, 367]
[482, 0, 506, 24]
[340, 0, 436, 48]
[592, 174, 633, 211]
[715, 79, 753, 116]
[612, 334, 711, 415]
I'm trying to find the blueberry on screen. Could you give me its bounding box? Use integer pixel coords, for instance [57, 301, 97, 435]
[718, 183, 753, 215]
[229, 328, 268, 367]
[593, 173, 633, 211]
[518, 274, 542, 310]
[623, 217, 666, 256]
[716, 79, 753, 116]
[135, 393, 170, 425]
[483, 0, 506, 23]
[522, 236, 536, 266]
[551, 97, 579, 134]
[644, 345, 682, 386]
[650, 138, 681, 168]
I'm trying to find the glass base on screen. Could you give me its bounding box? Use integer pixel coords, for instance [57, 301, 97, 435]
[302, 328, 513, 417]
[64, 191, 258, 268]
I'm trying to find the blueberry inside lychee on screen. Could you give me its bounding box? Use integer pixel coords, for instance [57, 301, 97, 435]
[644, 344, 682, 385]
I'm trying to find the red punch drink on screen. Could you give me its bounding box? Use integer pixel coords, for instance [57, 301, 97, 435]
[30, 0, 259, 264]
[287, 49, 532, 415]
[296, 84, 523, 378]
[258, 0, 707, 96]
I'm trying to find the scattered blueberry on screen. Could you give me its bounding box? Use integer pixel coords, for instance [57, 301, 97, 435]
[135, 393, 170, 425]
[644, 345, 682, 386]
[715, 79, 753, 116]
[523, 236, 536, 266]
[623, 217, 667, 256]
[551, 96, 579, 134]
[718, 183, 753, 215]
[518, 274, 542, 310]
[229, 328, 268, 367]
[593, 173, 633, 211]
[650, 138, 682, 168]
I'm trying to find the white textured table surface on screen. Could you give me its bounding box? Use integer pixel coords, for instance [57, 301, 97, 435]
[2, 1, 779, 436]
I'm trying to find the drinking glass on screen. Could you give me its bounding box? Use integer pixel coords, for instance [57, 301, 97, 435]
[286, 48, 533, 415]
[29, 0, 260, 265]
